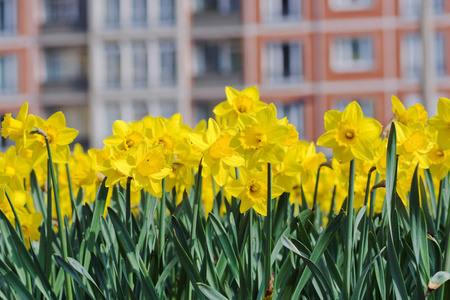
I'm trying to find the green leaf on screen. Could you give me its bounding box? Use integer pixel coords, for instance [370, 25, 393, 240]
[209, 213, 240, 283]
[290, 212, 345, 298]
[0, 211, 55, 300]
[197, 283, 228, 300]
[55, 255, 96, 299]
[0, 259, 34, 300]
[426, 271, 450, 297]
[351, 247, 386, 300]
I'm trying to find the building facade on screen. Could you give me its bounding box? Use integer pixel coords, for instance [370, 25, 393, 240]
[0, 0, 449, 148]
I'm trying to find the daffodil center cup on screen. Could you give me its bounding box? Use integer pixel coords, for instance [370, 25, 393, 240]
[429, 146, 446, 165]
[234, 95, 254, 114]
[240, 126, 267, 150]
[335, 121, 359, 147]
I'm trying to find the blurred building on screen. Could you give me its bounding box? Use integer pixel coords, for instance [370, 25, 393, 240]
[0, 0, 40, 148]
[0, 0, 450, 148]
[39, 0, 89, 147]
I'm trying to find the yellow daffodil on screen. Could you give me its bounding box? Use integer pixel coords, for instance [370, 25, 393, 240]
[230, 104, 289, 168]
[114, 141, 172, 197]
[213, 86, 267, 127]
[25, 112, 79, 165]
[298, 141, 327, 183]
[225, 167, 284, 216]
[271, 148, 302, 193]
[428, 97, 450, 150]
[426, 127, 450, 180]
[1, 102, 35, 151]
[97, 145, 129, 187]
[146, 114, 185, 163]
[190, 118, 244, 186]
[395, 122, 434, 168]
[103, 120, 147, 151]
[392, 95, 427, 126]
[317, 101, 382, 163]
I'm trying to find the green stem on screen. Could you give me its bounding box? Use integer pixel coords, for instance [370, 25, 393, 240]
[65, 164, 78, 220]
[265, 163, 273, 292]
[45, 138, 73, 300]
[343, 159, 355, 300]
[126, 177, 132, 234]
[356, 168, 374, 278]
[313, 166, 322, 210]
[191, 162, 203, 256]
[248, 208, 253, 298]
[159, 178, 166, 266]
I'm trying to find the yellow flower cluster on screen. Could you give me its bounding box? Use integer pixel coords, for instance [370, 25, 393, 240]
[2, 89, 450, 244]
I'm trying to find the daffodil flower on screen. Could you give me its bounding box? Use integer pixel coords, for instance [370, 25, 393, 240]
[392, 95, 427, 126]
[317, 101, 382, 163]
[230, 104, 289, 168]
[428, 97, 450, 150]
[25, 112, 79, 165]
[395, 122, 434, 168]
[190, 118, 244, 186]
[213, 86, 267, 127]
[225, 167, 284, 215]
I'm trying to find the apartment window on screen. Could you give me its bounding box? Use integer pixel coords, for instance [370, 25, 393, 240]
[402, 33, 445, 79]
[0, 54, 18, 95]
[132, 0, 147, 27]
[104, 42, 121, 89]
[0, 0, 16, 35]
[105, 0, 120, 29]
[267, 42, 302, 83]
[436, 33, 445, 77]
[132, 41, 148, 88]
[329, 0, 373, 10]
[160, 41, 176, 86]
[195, 41, 241, 76]
[194, 0, 240, 14]
[105, 102, 121, 135]
[160, 0, 175, 26]
[44, 0, 80, 24]
[45, 49, 85, 83]
[160, 99, 177, 118]
[335, 98, 374, 118]
[267, 0, 301, 22]
[133, 101, 149, 120]
[402, 0, 444, 17]
[276, 101, 304, 139]
[332, 36, 373, 71]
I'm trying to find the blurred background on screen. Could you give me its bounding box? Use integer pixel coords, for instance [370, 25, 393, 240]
[0, 0, 448, 149]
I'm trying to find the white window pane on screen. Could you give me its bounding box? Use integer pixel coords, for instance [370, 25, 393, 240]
[105, 42, 121, 89]
[0, 54, 18, 95]
[132, 0, 147, 27]
[160, 40, 176, 86]
[160, 0, 175, 26]
[435, 33, 445, 77]
[0, 0, 17, 35]
[105, 0, 120, 29]
[133, 41, 148, 88]
[267, 0, 301, 22]
[267, 41, 302, 83]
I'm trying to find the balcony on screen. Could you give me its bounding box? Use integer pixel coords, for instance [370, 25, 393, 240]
[193, 0, 241, 27]
[41, 0, 87, 33]
[193, 39, 242, 87]
[41, 78, 88, 93]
